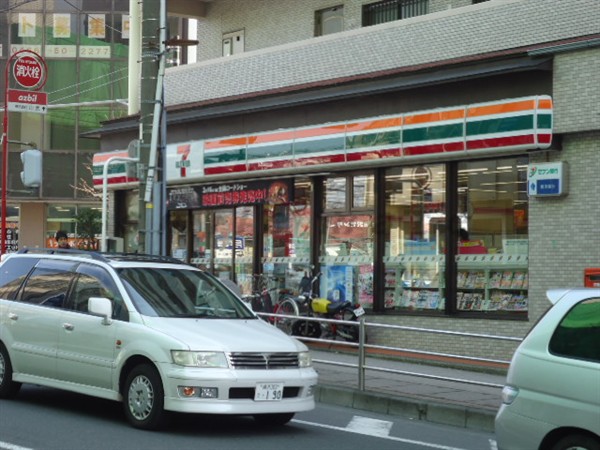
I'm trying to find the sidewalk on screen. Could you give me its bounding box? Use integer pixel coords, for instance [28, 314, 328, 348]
[308, 345, 506, 432]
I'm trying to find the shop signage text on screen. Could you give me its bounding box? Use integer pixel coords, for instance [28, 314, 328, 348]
[167, 179, 293, 210]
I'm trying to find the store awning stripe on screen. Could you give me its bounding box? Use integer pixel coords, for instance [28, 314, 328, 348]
[94, 95, 553, 187]
[204, 137, 247, 150]
[466, 115, 534, 136]
[346, 147, 403, 161]
[466, 99, 536, 118]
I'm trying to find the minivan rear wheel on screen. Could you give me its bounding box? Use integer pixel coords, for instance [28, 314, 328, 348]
[0, 344, 21, 399]
[551, 433, 600, 450]
[123, 364, 167, 430]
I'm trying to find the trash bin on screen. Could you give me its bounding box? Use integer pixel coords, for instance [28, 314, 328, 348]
[584, 268, 600, 288]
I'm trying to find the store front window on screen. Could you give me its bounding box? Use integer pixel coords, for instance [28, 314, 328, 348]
[319, 173, 375, 309]
[384, 164, 446, 311]
[383, 157, 529, 316]
[263, 179, 312, 299]
[456, 157, 529, 314]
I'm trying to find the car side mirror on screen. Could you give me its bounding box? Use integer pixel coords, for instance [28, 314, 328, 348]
[88, 296, 113, 325]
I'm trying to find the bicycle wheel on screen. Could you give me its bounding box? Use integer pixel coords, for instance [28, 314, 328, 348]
[273, 298, 299, 335]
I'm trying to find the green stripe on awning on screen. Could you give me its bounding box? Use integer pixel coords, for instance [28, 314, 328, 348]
[537, 114, 552, 129]
[92, 163, 128, 176]
[346, 130, 401, 149]
[204, 148, 246, 165]
[466, 115, 533, 136]
[294, 136, 345, 156]
[403, 123, 463, 144]
[247, 142, 293, 160]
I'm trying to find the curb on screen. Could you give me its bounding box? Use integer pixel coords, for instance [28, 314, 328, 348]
[315, 384, 496, 433]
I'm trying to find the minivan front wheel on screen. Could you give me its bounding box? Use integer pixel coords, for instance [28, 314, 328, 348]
[123, 364, 167, 430]
[551, 433, 600, 450]
[0, 344, 21, 399]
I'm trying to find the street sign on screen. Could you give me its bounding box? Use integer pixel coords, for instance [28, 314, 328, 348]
[7, 89, 48, 114]
[13, 54, 45, 89]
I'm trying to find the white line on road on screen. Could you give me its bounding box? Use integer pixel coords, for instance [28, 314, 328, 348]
[0, 442, 34, 450]
[346, 416, 393, 437]
[292, 419, 474, 450]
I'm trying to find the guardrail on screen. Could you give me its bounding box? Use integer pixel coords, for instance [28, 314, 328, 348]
[258, 311, 522, 391]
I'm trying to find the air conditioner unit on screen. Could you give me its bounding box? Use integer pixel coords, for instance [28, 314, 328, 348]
[106, 237, 124, 252]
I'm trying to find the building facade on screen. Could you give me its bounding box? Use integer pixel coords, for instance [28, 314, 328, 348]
[0, 0, 196, 251]
[95, 0, 600, 360]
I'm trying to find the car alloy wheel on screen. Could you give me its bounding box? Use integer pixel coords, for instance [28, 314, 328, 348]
[123, 364, 166, 430]
[128, 374, 155, 421]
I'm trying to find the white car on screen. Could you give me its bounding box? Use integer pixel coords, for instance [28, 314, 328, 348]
[0, 250, 317, 429]
[495, 288, 600, 450]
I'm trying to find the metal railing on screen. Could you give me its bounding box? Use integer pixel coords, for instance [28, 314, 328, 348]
[258, 311, 522, 391]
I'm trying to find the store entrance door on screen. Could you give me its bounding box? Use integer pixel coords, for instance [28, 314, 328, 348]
[191, 207, 256, 295]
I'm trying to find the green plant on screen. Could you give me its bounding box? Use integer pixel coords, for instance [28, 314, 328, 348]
[75, 208, 101, 250]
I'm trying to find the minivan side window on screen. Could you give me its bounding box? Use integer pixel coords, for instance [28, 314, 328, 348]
[0, 257, 39, 300]
[69, 263, 128, 321]
[549, 297, 600, 363]
[20, 259, 77, 308]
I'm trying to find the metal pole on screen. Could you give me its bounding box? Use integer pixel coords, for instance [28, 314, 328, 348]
[138, 0, 161, 253]
[1, 57, 11, 256]
[358, 318, 366, 391]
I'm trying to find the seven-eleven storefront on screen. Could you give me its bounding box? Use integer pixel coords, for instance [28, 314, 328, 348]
[146, 95, 552, 320]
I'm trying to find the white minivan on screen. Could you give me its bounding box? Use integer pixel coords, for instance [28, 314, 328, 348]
[495, 288, 600, 450]
[0, 250, 318, 429]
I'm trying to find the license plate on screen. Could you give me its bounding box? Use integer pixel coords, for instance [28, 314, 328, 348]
[254, 383, 284, 401]
[354, 306, 365, 317]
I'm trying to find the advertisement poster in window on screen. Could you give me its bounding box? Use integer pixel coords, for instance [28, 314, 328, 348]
[321, 265, 353, 303]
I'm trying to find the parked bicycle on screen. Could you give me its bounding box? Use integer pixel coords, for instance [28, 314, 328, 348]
[241, 274, 278, 314]
[274, 270, 365, 342]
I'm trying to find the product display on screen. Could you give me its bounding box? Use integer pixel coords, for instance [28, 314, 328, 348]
[385, 254, 528, 312]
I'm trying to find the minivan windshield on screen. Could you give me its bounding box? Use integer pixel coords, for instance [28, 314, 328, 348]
[118, 267, 255, 319]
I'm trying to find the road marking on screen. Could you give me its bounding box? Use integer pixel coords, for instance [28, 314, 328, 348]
[489, 439, 498, 450]
[0, 442, 34, 450]
[346, 416, 392, 436]
[292, 419, 473, 450]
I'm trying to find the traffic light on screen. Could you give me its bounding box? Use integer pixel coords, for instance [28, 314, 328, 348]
[20, 149, 43, 187]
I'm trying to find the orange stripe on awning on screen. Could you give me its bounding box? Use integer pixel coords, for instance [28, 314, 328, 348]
[92, 151, 129, 164]
[346, 117, 403, 133]
[538, 98, 553, 110]
[248, 130, 294, 145]
[404, 109, 464, 126]
[205, 137, 247, 150]
[294, 124, 346, 139]
[467, 99, 536, 118]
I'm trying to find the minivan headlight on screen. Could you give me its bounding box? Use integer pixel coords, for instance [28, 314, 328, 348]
[298, 351, 312, 368]
[501, 385, 519, 405]
[171, 351, 229, 368]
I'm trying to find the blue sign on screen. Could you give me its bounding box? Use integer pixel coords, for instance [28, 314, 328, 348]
[536, 179, 560, 195]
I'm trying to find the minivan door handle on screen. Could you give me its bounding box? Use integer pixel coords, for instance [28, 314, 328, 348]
[62, 323, 74, 331]
[8, 313, 18, 321]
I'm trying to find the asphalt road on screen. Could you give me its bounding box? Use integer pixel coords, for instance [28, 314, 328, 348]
[0, 385, 496, 450]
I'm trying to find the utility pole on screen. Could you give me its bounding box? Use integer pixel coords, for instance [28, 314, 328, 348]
[138, 0, 161, 254]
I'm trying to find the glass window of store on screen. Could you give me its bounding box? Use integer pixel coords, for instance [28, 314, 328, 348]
[263, 179, 312, 300]
[456, 157, 529, 314]
[384, 157, 529, 317]
[384, 164, 447, 312]
[320, 173, 375, 309]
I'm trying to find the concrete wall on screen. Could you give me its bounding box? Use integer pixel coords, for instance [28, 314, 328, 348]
[196, 0, 479, 61]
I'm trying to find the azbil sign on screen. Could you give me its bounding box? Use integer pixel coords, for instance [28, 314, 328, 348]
[13, 54, 45, 89]
[7, 89, 48, 114]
